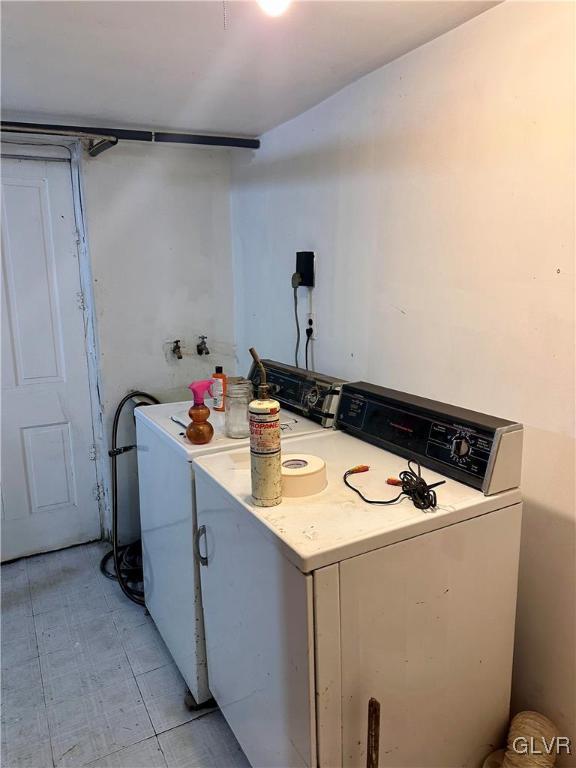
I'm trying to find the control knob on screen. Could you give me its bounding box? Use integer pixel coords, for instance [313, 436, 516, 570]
[451, 433, 471, 459]
[306, 387, 320, 407]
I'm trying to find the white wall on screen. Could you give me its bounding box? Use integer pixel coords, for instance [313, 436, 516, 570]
[232, 0, 575, 756]
[82, 143, 236, 538]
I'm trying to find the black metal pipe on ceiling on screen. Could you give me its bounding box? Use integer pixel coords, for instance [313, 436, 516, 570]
[154, 132, 258, 149]
[0, 120, 260, 154]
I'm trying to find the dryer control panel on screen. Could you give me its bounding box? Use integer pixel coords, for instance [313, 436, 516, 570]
[248, 360, 344, 428]
[336, 382, 523, 494]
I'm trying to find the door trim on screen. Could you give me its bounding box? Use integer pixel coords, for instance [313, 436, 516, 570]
[1, 138, 107, 536]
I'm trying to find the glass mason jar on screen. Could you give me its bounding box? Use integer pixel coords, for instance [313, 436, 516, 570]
[224, 377, 253, 438]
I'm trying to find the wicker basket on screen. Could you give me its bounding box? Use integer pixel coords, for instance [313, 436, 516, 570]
[501, 711, 560, 768]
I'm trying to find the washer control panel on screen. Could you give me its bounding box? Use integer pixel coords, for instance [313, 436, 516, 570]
[337, 382, 522, 493]
[426, 424, 492, 479]
[248, 360, 344, 428]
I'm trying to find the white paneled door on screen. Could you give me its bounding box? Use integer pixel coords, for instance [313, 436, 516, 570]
[1, 156, 101, 561]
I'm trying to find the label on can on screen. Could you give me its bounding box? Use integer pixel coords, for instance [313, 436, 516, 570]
[249, 412, 280, 455]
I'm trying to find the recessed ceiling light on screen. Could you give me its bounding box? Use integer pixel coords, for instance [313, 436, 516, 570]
[257, 0, 292, 18]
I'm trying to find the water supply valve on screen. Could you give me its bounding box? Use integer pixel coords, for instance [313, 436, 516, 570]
[197, 335, 210, 356]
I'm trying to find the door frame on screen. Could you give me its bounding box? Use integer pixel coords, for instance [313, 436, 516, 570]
[1, 135, 108, 537]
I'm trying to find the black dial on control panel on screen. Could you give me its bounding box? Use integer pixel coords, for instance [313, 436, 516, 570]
[451, 434, 471, 458]
[306, 387, 320, 407]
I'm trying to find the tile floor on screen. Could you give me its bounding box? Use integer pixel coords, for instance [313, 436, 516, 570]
[1, 541, 250, 768]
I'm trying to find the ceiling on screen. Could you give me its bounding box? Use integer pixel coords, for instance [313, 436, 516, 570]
[2, 1, 497, 137]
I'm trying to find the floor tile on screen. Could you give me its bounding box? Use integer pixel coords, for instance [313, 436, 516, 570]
[28, 582, 72, 615]
[36, 615, 122, 658]
[51, 703, 154, 767]
[33, 595, 111, 636]
[40, 648, 134, 707]
[109, 602, 150, 634]
[117, 620, 163, 650]
[55, 543, 97, 566]
[46, 677, 143, 735]
[1, 631, 38, 666]
[25, 550, 53, 570]
[158, 713, 249, 768]
[26, 552, 66, 579]
[0, 597, 32, 633]
[85, 541, 111, 564]
[86, 736, 167, 768]
[1, 683, 46, 724]
[40, 573, 104, 599]
[102, 584, 140, 613]
[28, 543, 96, 575]
[136, 663, 214, 735]
[57, 565, 104, 593]
[1, 580, 29, 610]
[94, 573, 117, 596]
[1, 559, 28, 582]
[1, 704, 49, 753]
[1, 613, 36, 640]
[30, 581, 105, 617]
[1, 656, 42, 696]
[119, 622, 172, 677]
[1, 581, 32, 616]
[95, 568, 118, 588]
[0, 739, 54, 768]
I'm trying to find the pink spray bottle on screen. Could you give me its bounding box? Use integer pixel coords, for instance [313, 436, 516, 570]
[186, 380, 214, 445]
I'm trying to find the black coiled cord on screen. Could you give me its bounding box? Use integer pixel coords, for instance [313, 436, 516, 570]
[100, 390, 159, 605]
[343, 460, 445, 511]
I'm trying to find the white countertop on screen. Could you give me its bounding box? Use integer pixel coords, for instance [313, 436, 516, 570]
[135, 400, 325, 460]
[193, 430, 522, 572]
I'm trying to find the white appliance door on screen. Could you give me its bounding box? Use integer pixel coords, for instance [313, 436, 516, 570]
[1, 156, 100, 560]
[338, 505, 522, 768]
[136, 419, 211, 705]
[195, 471, 316, 768]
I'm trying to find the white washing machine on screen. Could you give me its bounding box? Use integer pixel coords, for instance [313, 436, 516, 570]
[193, 382, 523, 767]
[135, 363, 344, 707]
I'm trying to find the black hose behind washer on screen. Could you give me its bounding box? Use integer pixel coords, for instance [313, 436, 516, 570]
[100, 390, 160, 605]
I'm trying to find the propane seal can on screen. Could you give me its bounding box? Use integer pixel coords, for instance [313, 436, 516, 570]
[248, 347, 282, 507]
[249, 393, 282, 507]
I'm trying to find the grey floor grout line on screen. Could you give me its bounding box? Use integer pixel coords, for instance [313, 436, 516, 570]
[132, 658, 158, 739]
[36, 546, 130, 768]
[132, 659, 168, 676]
[82, 733, 162, 767]
[81, 591, 163, 767]
[152, 706, 218, 738]
[26, 560, 57, 768]
[156, 736, 169, 767]
[34, 560, 74, 768]
[90, 577, 160, 766]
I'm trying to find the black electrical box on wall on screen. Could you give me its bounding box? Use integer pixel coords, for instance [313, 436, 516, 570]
[296, 251, 315, 287]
